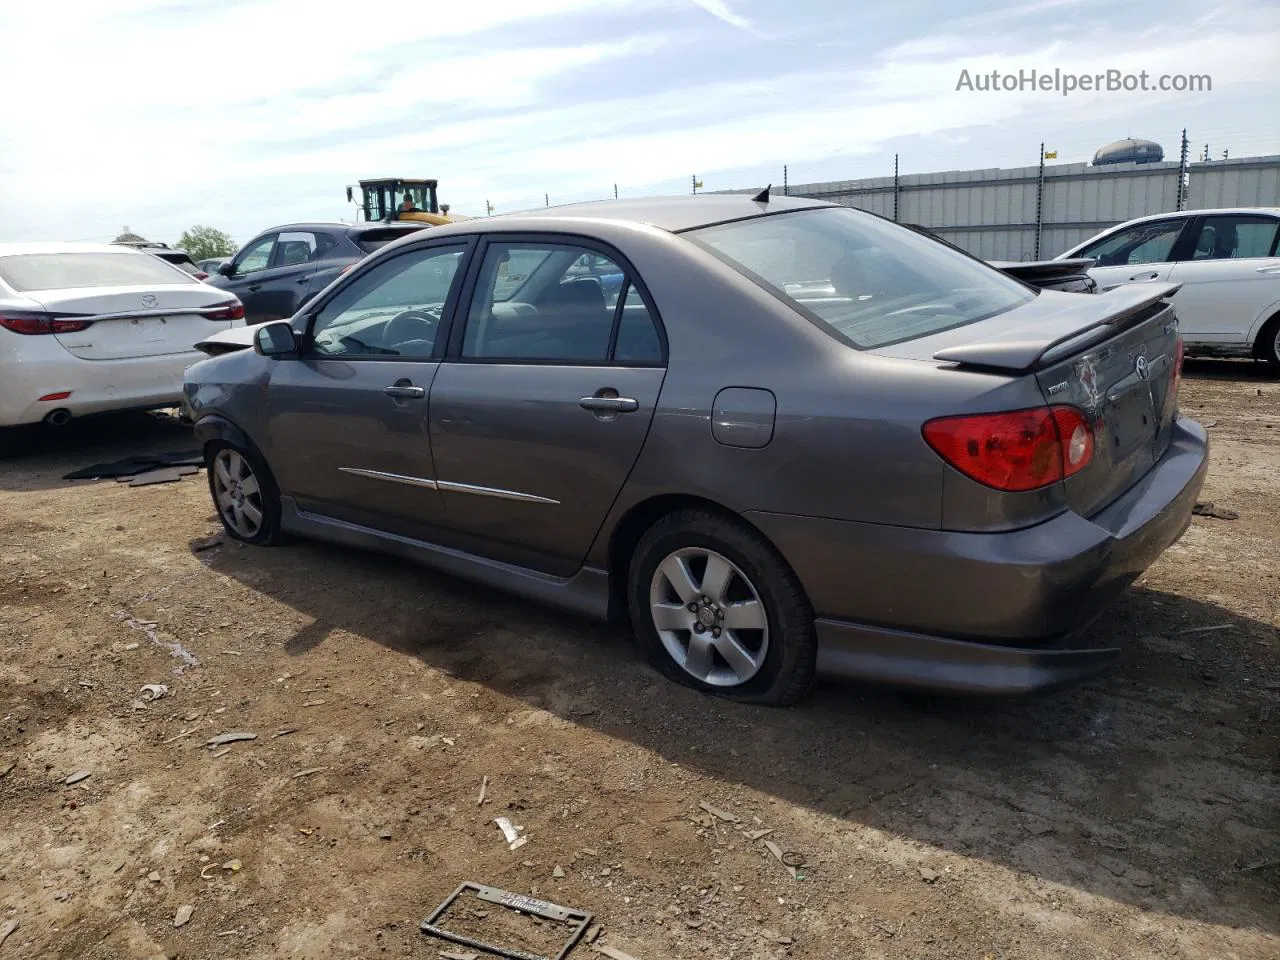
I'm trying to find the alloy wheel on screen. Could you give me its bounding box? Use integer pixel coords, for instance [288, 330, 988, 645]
[649, 547, 769, 687]
[212, 448, 265, 539]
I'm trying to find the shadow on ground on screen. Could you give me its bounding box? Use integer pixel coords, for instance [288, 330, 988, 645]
[1182, 357, 1275, 382]
[0, 410, 197, 492]
[204, 535, 1280, 936]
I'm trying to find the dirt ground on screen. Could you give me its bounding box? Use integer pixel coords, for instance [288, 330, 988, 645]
[1, 360, 1277, 960]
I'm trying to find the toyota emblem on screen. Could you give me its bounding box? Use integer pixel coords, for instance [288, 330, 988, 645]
[1134, 355, 1150, 381]
[141, 294, 158, 308]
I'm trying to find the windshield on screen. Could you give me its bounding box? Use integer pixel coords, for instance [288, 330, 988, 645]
[0, 252, 196, 292]
[686, 208, 1035, 349]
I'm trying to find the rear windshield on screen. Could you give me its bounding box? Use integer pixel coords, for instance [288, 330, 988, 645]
[685, 208, 1035, 349]
[354, 228, 422, 253]
[0, 252, 197, 292]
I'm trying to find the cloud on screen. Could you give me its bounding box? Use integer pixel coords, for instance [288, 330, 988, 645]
[688, 0, 752, 31]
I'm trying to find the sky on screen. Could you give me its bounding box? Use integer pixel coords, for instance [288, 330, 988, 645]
[1, 0, 1277, 247]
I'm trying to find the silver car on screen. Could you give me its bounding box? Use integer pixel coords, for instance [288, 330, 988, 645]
[182, 194, 1207, 705]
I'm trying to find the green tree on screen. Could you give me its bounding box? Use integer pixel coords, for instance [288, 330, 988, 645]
[176, 225, 237, 261]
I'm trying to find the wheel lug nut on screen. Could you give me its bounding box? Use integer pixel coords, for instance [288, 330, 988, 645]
[687, 602, 698, 612]
[693, 623, 706, 634]
[711, 627, 721, 638]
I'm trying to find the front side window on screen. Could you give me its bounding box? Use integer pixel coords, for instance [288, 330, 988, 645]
[0, 251, 197, 291]
[461, 242, 662, 364]
[1080, 219, 1186, 267]
[234, 236, 276, 275]
[686, 208, 1035, 350]
[1188, 216, 1280, 260]
[310, 245, 465, 358]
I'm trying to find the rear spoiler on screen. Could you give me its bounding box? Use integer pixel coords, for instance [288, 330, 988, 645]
[990, 257, 1097, 281]
[933, 282, 1181, 374]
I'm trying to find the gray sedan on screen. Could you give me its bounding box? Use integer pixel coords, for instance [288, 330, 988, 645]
[182, 194, 1207, 705]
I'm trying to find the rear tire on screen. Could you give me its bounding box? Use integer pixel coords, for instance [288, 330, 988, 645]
[627, 508, 816, 707]
[205, 439, 283, 546]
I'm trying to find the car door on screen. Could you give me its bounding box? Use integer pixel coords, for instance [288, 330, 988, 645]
[1071, 216, 1192, 293]
[215, 234, 277, 320]
[1166, 214, 1280, 344]
[262, 239, 474, 541]
[250, 230, 332, 321]
[427, 236, 667, 577]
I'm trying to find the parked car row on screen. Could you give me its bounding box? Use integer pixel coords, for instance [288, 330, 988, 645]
[183, 194, 1207, 706]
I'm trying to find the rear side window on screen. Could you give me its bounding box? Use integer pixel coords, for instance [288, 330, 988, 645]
[686, 208, 1034, 350]
[1188, 216, 1280, 260]
[0, 252, 197, 291]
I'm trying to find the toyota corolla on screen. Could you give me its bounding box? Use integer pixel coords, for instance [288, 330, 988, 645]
[182, 193, 1207, 705]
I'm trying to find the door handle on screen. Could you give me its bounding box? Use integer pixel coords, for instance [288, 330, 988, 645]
[295, 276, 310, 284]
[1256, 265, 1280, 274]
[247, 284, 262, 292]
[383, 385, 425, 399]
[579, 395, 638, 413]
[1128, 272, 1160, 281]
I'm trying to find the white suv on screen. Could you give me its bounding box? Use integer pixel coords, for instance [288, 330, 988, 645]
[1059, 208, 1280, 370]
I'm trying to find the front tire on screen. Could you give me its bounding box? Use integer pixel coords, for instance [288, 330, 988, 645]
[205, 440, 283, 546]
[627, 508, 816, 706]
[1259, 314, 1280, 374]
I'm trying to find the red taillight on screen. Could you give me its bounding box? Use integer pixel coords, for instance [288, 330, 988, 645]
[0, 312, 91, 335]
[203, 300, 246, 321]
[923, 405, 1095, 492]
[38, 391, 72, 402]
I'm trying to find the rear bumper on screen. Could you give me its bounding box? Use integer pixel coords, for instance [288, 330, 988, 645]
[0, 343, 203, 426]
[748, 416, 1209, 693]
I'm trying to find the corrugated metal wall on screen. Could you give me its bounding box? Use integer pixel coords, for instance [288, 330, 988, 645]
[786, 155, 1280, 261]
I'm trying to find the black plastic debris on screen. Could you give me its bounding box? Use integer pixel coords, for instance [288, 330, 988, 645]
[63, 450, 203, 481]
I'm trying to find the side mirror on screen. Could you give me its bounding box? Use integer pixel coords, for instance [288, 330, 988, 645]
[218, 261, 235, 277]
[346, 186, 354, 203]
[254, 321, 299, 358]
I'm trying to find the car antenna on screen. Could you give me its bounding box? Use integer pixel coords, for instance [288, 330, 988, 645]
[752, 184, 771, 203]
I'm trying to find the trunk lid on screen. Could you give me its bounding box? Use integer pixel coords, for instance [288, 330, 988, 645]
[878, 283, 1183, 518]
[25, 285, 236, 360]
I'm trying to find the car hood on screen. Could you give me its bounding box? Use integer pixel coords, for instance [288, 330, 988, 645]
[194, 320, 270, 356]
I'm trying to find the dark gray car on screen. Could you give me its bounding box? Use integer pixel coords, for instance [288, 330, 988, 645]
[182, 194, 1207, 705]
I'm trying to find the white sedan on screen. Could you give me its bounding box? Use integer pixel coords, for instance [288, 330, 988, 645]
[1058, 207, 1280, 370]
[0, 242, 246, 428]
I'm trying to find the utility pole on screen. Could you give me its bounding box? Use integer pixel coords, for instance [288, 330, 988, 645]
[783, 165, 789, 196]
[545, 193, 549, 208]
[893, 153, 900, 222]
[1034, 142, 1045, 260]
[485, 200, 494, 216]
[614, 183, 618, 199]
[1176, 128, 1189, 211]
[692, 175, 698, 195]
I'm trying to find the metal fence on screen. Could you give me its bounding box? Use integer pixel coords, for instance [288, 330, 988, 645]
[783, 155, 1280, 262]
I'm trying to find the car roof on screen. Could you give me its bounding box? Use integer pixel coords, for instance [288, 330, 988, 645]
[0, 241, 157, 256]
[493, 194, 835, 233]
[1112, 207, 1280, 227]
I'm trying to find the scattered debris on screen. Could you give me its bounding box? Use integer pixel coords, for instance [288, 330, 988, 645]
[222, 859, 242, 872]
[210, 748, 233, 759]
[439, 951, 481, 960]
[744, 828, 773, 841]
[919, 866, 941, 883]
[781, 850, 806, 868]
[1202, 419, 1219, 428]
[553, 865, 566, 879]
[200, 864, 219, 881]
[291, 767, 326, 780]
[762, 840, 798, 879]
[1240, 858, 1280, 873]
[128, 465, 199, 487]
[0, 919, 18, 948]
[139, 683, 168, 702]
[148, 871, 162, 883]
[1178, 624, 1234, 635]
[1193, 501, 1239, 520]
[595, 947, 642, 960]
[64, 771, 91, 786]
[206, 732, 257, 747]
[420, 881, 593, 960]
[0, 760, 15, 779]
[174, 904, 194, 928]
[698, 801, 739, 823]
[302, 699, 326, 707]
[114, 612, 200, 673]
[161, 730, 192, 744]
[272, 728, 299, 739]
[477, 775, 489, 806]
[494, 817, 527, 851]
[378, 828, 393, 841]
[192, 536, 223, 552]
